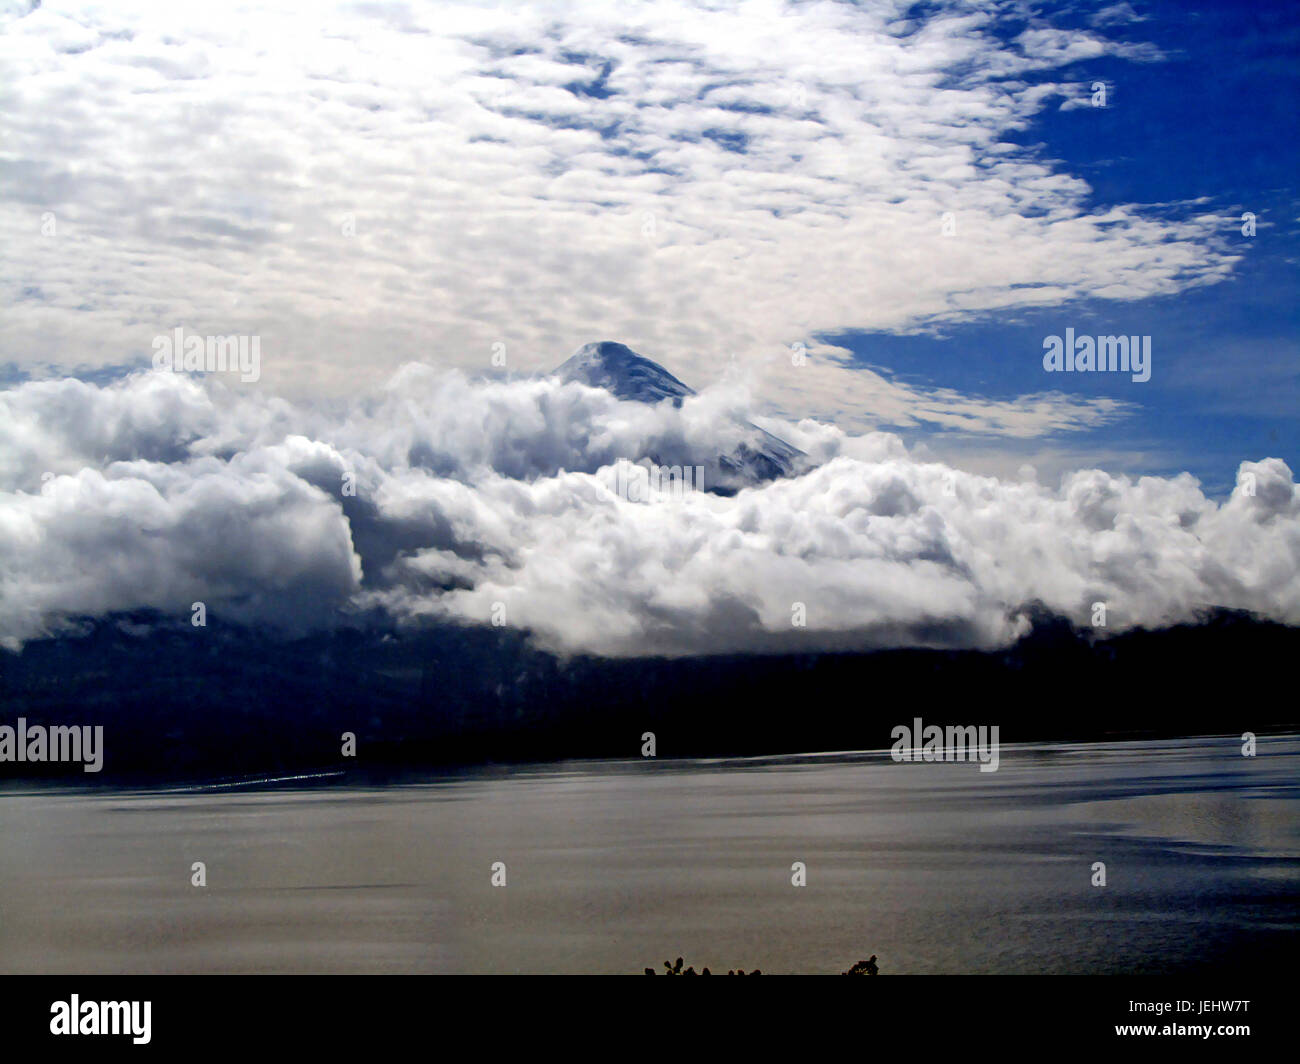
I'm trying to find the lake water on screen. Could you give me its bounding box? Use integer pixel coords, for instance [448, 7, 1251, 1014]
[1, 735, 1297, 974]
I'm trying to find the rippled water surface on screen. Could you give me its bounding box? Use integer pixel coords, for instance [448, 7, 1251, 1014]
[1, 735, 1296, 973]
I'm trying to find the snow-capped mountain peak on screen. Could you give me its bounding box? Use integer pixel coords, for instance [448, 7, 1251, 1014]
[551, 341, 804, 493]
[553, 341, 695, 405]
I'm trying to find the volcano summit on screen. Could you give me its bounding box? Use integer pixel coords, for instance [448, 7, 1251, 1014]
[553, 341, 803, 493]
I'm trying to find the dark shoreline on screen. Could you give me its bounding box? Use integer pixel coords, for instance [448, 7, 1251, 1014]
[2, 607, 1297, 786]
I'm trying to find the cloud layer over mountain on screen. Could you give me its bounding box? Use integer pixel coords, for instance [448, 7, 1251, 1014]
[2, 365, 1295, 656]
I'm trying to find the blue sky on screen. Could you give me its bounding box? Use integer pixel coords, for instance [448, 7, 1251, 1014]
[831, 0, 1298, 493]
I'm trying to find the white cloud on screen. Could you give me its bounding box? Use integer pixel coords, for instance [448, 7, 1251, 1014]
[1, 367, 1295, 655]
[1090, 3, 1148, 29]
[0, 0, 1239, 428]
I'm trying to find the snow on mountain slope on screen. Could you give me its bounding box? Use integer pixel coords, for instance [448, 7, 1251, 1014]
[554, 341, 695, 406]
[553, 341, 803, 493]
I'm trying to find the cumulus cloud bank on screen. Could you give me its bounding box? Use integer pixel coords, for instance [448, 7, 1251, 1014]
[1, 367, 1296, 656]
